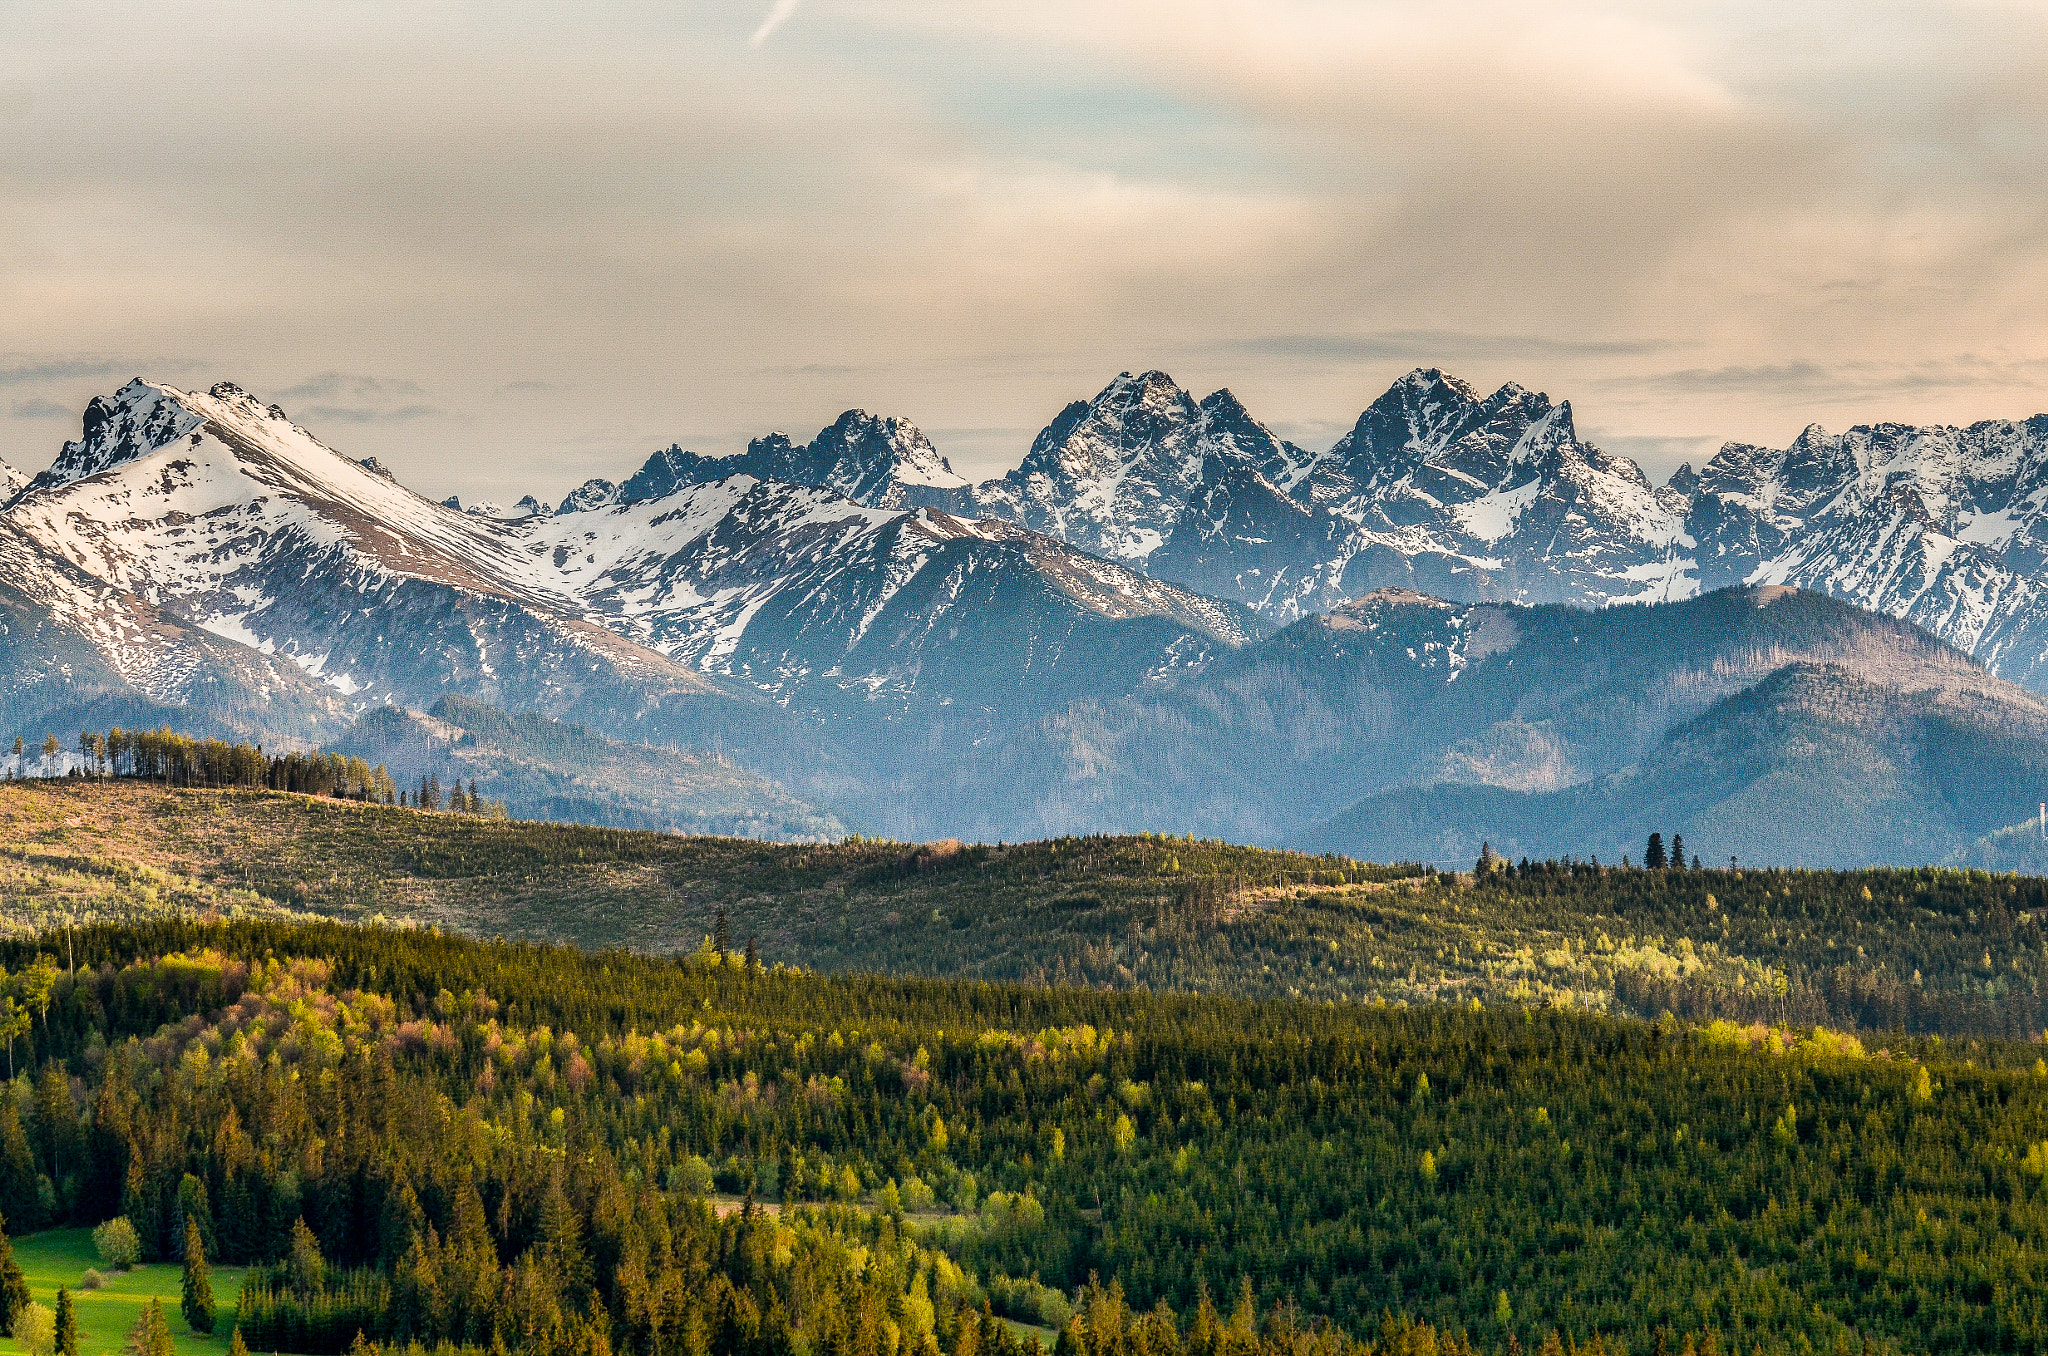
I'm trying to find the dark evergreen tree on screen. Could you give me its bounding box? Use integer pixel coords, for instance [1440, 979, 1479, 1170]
[182, 1215, 216, 1334]
[1644, 833, 1667, 870]
[181, 1212, 215, 1335]
[0, 1105, 36, 1233]
[0, 1215, 27, 1337]
[121, 1152, 162, 1261]
[1668, 834, 1685, 870]
[54, 1284, 76, 1356]
[715, 906, 731, 958]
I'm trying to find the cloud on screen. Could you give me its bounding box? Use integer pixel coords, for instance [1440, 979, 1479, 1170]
[1236, 333, 1680, 363]
[1623, 358, 2048, 399]
[278, 372, 428, 402]
[4, 1, 2047, 503]
[8, 398, 72, 420]
[0, 359, 139, 387]
[301, 404, 441, 424]
[751, 0, 802, 46]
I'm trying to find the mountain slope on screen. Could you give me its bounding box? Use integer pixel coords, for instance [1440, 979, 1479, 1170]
[1301, 658, 2048, 867]
[0, 380, 1272, 831]
[4, 379, 731, 717]
[0, 514, 348, 745]
[960, 371, 2048, 691]
[675, 371, 2048, 703]
[964, 373, 1318, 567]
[1689, 414, 2048, 688]
[329, 695, 842, 839]
[922, 368, 1688, 621]
[925, 585, 2040, 857]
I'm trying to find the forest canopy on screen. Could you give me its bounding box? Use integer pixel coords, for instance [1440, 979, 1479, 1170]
[0, 920, 2040, 1356]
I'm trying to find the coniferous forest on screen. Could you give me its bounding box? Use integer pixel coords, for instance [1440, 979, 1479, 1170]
[0, 919, 2043, 1356]
[6, 776, 2048, 1354]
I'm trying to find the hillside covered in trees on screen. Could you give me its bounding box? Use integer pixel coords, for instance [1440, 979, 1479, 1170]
[2, 780, 2048, 1038]
[0, 920, 2043, 1356]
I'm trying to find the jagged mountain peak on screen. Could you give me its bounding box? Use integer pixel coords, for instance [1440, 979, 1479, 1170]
[34, 377, 406, 497]
[1197, 386, 1253, 419]
[44, 379, 204, 486]
[591, 409, 967, 512]
[558, 477, 620, 514]
[803, 408, 966, 497]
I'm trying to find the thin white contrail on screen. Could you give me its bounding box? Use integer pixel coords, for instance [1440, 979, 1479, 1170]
[750, 0, 801, 46]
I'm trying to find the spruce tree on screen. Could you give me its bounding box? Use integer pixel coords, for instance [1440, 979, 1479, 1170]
[0, 1213, 28, 1336]
[229, 1329, 249, 1356]
[54, 1285, 76, 1356]
[139, 1297, 173, 1356]
[182, 1215, 216, 1334]
[1645, 833, 1667, 870]
[1669, 833, 1686, 870]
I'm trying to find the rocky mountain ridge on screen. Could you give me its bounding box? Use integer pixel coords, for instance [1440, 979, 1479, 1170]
[641, 366, 2048, 692]
[0, 379, 1261, 828]
[8, 372, 2048, 862]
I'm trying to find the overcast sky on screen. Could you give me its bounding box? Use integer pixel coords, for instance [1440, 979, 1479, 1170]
[4, 0, 2046, 503]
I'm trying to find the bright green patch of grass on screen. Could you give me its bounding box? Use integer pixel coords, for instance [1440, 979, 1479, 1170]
[1, 1230, 245, 1356]
[996, 1318, 1054, 1350]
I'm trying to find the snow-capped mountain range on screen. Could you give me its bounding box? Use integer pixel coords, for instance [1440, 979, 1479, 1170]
[630, 366, 2048, 691]
[0, 380, 1256, 796]
[6, 368, 2048, 850]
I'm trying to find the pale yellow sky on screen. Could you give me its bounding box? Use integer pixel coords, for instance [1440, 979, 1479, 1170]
[4, 0, 2045, 503]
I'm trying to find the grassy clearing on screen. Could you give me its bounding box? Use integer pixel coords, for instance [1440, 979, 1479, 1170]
[0, 1229, 244, 1356]
[996, 1319, 1056, 1349]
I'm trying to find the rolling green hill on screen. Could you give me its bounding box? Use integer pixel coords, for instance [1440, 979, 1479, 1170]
[2, 779, 2047, 1037]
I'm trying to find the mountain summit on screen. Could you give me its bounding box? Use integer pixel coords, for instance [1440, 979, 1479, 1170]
[564, 410, 970, 514]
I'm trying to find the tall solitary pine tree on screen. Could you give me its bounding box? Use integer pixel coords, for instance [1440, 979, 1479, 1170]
[54, 1286, 76, 1356]
[181, 1215, 216, 1334]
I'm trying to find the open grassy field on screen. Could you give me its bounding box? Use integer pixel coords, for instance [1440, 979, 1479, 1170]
[0, 1229, 244, 1356]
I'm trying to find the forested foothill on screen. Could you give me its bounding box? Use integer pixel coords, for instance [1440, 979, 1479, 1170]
[2, 780, 2047, 1038]
[3, 778, 2048, 1354]
[0, 920, 2044, 1356]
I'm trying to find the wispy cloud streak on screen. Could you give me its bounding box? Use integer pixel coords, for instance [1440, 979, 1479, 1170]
[751, 0, 802, 46]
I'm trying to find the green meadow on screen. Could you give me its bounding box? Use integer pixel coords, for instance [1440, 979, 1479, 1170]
[1, 1230, 244, 1356]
